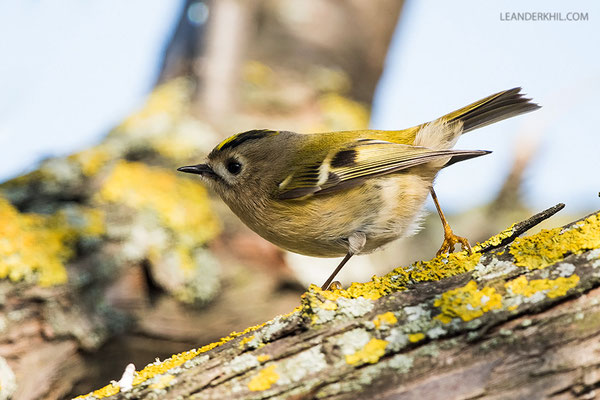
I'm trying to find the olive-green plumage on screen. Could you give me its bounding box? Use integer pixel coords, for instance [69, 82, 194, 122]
[178, 88, 539, 285]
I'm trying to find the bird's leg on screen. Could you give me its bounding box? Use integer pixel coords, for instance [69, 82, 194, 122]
[321, 232, 366, 290]
[430, 188, 472, 256]
[321, 253, 353, 290]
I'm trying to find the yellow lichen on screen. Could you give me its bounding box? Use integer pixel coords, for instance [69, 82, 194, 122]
[97, 160, 220, 246]
[148, 374, 175, 390]
[505, 275, 580, 299]
[247, 365, 279, 392]
[339, 251, 481, 301]
[70, 147, 112, 176]
[0, 197, 75, 286]
[408, 333, 425, 343]
[434, 281, 503, 323]
[75, 321, 270, 399]
[372, 312, 398, 329]
[76, 383, 120, 399]
[256, 354, 270, 362]
[118, 78, 192, 134]
[345, 338, 388, 365]
[301, 252, 483, 320]
[320, 300, 338, 311]
[472, 224, 516, 252]
[510, 213, 600, 270]
[238, 335, 255, 349]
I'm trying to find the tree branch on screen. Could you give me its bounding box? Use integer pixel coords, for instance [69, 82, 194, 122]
[74, 208, 600, 400]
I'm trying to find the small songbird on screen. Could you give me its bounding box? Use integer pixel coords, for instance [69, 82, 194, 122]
[178, 88, 539, 290]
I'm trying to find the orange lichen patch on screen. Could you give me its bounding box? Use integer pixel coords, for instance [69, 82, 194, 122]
[434, 281, 503, 324]
[345, 338, 388, 365]
[510, 213, 600, 270]
[505, 275, 580, 299]
[97, 161, 220, 245]
[0, 197, 75, 286]
[247, 365, 279, 391]
[256, 354, 271, 363]
[408, 333, 425, 343]
[372, 312, 398, 329]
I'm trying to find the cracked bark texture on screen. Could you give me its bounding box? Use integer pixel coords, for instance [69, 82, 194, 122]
[74, 206, 600, 400]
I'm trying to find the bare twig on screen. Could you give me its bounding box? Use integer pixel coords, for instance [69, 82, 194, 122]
[479, 203, 565, 253]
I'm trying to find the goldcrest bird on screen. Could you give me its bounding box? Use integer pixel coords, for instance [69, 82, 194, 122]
[178, 88, 539, 290]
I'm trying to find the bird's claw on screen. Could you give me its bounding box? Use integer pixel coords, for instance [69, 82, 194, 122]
[436, 230, 472, 256]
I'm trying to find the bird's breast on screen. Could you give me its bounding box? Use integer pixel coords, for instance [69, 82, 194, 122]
[230, 174, 433, 258]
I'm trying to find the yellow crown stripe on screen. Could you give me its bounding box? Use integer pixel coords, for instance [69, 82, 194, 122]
[216, 132, 245, 151]
[216, 129, 279, 151]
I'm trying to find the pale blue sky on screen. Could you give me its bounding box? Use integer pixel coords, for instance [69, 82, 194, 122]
[0, 1, 598, 213]
[0, 1, 182, 179]
[372, 0, 600, 213]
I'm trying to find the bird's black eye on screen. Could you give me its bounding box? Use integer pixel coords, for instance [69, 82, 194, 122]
[226, 159, 242, 175]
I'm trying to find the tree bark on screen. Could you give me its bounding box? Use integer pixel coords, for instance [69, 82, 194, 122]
[75, 205, 600, 400]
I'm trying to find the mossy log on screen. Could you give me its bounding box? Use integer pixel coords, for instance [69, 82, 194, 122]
[74, 205, 600, 400]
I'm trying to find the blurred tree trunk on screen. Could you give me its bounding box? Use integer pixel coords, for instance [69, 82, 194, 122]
[157, 0, 204, 83]
[157, 0, 405, 118]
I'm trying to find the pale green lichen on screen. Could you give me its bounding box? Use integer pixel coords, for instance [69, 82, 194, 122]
[227, 354, 261, 374]
[556, 263, 576, 277]
[426, 325, 447, 339]
[473, 258, 518, 281]
[384, 328, 409, 352]
[337, 329, 371, 356]
[387, 354, 413, 373]
[276, 346, 327, 385]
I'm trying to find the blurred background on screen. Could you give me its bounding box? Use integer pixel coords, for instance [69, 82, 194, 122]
[0, 0, 598, 398]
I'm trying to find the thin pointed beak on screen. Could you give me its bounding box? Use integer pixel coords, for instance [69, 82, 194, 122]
[177, 164, 216, 178]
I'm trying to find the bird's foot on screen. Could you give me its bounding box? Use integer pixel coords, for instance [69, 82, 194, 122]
[436, 227, 472, 256]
